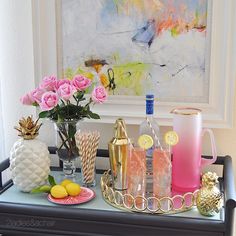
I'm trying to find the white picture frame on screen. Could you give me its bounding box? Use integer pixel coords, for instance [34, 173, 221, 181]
[32, 0, 236, 128]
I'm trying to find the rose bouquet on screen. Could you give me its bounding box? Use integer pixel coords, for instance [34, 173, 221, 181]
[20, 75, 107, 176]
[21, 75, 107, 121]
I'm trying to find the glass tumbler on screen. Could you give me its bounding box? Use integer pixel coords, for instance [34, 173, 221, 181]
[153, 148, 172, 211]
[127, 147, 146, 209]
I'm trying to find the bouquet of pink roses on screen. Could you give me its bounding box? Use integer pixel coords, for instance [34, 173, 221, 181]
[20, 75, 107, 167]
[21, 75, 107, 121]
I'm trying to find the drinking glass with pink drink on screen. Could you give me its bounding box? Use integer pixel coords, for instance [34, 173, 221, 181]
[153, 147, 172, 211]
[127, 147, 146, 209]
[153, 148, 171, 198]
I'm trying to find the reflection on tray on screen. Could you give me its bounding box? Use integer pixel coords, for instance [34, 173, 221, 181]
[101, 170, 198, 214]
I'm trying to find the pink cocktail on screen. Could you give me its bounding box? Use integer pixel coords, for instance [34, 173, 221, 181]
[153, 148, 171, 211]
[127, 147, 146, 208]
[153, 148, 171, 198]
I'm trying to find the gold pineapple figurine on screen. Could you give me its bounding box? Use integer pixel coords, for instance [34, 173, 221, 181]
[15, 116, 42, 139]
[196, 172, 223, 216]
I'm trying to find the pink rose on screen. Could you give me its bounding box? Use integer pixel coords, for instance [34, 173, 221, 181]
[57, 83, 77, 101]
[20, 93, 34, 105]
[72, 75, 92, 91]
[56, 79, 71, 89]
[39, 91, 58, 111]
[40, 76, 57, 91]
[91, 86, 108, 104]
[30, 87, 45, 104]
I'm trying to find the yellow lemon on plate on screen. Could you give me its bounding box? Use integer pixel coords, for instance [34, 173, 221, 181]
[164, 131, 179, 146]
[50, 185, 68, 199]
[65, 183, 81, 197]
[60, 179, 73, 187]
[138, 134, 154, 150]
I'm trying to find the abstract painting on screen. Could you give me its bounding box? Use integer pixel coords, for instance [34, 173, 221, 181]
[59, 0, 209, 102]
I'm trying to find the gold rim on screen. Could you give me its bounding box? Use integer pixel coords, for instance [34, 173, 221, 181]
[100, 170, 198, 215]
[170, 107, 202, 115]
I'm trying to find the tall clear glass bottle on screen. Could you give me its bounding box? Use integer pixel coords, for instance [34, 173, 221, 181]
[139, 94, 161, 195]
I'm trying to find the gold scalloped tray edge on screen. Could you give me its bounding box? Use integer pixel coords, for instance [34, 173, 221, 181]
[100, 170, 199, 215]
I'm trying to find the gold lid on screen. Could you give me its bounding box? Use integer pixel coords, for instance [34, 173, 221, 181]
[114, 118, 127, 139]
[170, 107, 202, 115]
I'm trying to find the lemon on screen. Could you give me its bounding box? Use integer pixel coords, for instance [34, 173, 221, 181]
[65, 183, 81, 197]
[138, 134, 154, 150]
[60, 179, 73, 187]
[50, 185, 68, 199]
[164, 131, 179, 146]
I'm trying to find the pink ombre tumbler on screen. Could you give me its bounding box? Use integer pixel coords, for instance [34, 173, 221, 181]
[171, 108, 217, 193]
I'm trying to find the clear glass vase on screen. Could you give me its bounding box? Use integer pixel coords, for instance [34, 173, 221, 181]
[54, 120, 80, 178]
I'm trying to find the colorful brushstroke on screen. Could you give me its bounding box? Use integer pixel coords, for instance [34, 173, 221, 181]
[103, 0, 207, 47]
[62, 0, 209, 101]
[64, 61, 150, 96]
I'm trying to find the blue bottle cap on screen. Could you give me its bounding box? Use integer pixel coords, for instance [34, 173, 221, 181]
[146, 94, 154, 100]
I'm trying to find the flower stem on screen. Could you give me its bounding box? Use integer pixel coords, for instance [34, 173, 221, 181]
[57, 130, 70, 151]
[56, 122, 78, 161]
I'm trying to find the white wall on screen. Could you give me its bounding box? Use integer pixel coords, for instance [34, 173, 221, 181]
[0, 0, 36, 159]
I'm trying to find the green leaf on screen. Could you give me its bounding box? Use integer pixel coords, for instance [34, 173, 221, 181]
[48, 175, 57, 186]
[39, 111, 51, 118]
[40, 185, 51, 193]
[75, 105, 83, 112]
[77, 97, 86, 102]
[57, 104, 78, 120]
[31, 186, 43, 194]
[75, 91, 85, 100]
[32, 102, 39, 107]
[88, 111, 100, 119]
[31, 185, 51, 194]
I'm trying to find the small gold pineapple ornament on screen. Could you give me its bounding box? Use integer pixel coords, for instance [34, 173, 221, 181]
[10, 116, 50, 192]
[196, 172, 223, 216]
[15, 116, 42, 140]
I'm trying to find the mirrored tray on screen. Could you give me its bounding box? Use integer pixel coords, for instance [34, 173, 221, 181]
[100, 170, 199, 214]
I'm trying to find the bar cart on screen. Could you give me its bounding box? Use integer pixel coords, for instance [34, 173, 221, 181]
[0, 148, 235, 236]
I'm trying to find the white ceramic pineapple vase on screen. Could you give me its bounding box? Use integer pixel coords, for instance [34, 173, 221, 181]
[10, 116, 50, 192]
